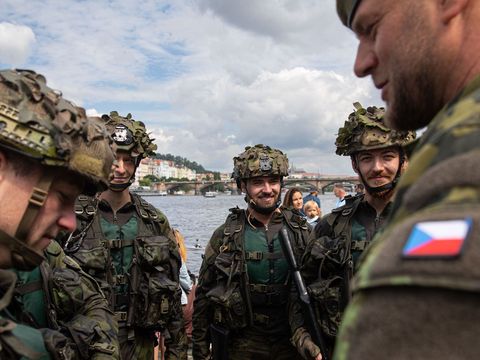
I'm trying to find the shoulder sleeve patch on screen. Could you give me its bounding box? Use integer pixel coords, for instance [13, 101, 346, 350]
[402, 218, 472, 258]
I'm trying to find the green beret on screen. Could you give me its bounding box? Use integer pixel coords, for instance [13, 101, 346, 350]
[336, 0, 363, 28]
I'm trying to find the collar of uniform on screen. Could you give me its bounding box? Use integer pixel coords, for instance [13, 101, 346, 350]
[98, 198, 135, 213]
[246, 209, 283, 229]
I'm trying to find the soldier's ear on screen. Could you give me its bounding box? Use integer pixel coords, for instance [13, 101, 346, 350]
[351, 157, 360, 175]
[439, 0, 468, 25]
[240, 181, 247, 193]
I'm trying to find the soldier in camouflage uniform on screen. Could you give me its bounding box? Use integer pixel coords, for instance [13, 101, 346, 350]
[192, 144, 321, 360]
[63, 111, 187, 359]
[0, 69, 118, 359]
[333, 1, 480, 358]
[298, 103, 414, 357]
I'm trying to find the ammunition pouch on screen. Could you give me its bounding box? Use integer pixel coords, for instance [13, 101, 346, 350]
[131, 234, 180, 329]
[308, 276, 346, 338]
[207, 282, 248, 331]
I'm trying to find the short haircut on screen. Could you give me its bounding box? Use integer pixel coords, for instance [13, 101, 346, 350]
[304, 200, 319, 211]
[1, 148, 40, 178]
[334, 183, 345, 190]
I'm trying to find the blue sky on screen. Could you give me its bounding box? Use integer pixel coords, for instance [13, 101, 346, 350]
[0, 0, 382, 174]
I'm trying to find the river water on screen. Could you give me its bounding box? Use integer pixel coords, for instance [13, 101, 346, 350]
[148, 193, 339, 274]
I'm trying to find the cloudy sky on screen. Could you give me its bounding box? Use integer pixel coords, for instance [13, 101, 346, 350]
[1, 0, 382, 174]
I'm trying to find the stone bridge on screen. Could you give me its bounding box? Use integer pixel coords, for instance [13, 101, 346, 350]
[152, 175, 359, 195]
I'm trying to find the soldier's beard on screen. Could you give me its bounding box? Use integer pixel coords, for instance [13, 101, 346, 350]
[246, 193, 281, 215]
[384, 5, 445, 132]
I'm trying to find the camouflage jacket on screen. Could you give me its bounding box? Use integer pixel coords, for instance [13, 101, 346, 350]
[192, 207, 310, 360]
[335, 76, 480, 359]
[13, 241, 119, 359]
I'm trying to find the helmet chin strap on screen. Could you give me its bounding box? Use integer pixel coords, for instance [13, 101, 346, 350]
[7, 170, 54, 270]
[108, 168, 136, 192]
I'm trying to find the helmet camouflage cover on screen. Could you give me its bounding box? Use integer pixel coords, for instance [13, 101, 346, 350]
[232, 144, 289, 181]
[0, 69, 115, 194]
[102, 111, 157, 160]
[335, 102, 416, 156]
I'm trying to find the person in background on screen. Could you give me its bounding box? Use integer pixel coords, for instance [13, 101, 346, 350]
[0, 69, 118, 359]
[174, 229, 194, 342]
[63, 112, 187, 359]
[333, 183, 347, 208]
[298, 103, 415, 358]
[193, 145, 320, 360]
[303, 190, 322, 211]
[283, 187, 305, 215]
[303, 200, 321, 228]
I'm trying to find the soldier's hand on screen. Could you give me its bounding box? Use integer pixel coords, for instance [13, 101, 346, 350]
[291, 326, 322, 360]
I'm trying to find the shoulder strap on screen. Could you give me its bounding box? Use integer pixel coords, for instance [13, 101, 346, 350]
[221, 209, 244, 252]
[329, 195, 363, 241]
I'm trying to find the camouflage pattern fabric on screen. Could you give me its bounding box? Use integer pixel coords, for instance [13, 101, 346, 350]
[192, 208, 309, 360]
[13, 241, 119, 359]
[102, 111, 157, 159]
[299, 195, 392, 356]
[0, 69, 115, 194]
[232, 144, 289, 182]
[65, 194, 187, 360]
[334, 76, 480, 359]
[335, 103, 415, 156]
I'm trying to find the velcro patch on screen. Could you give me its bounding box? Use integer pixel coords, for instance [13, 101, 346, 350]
[402, 219, 472, 258]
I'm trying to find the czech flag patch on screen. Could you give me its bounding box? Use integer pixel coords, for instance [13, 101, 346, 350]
[402, 219, 472, 258]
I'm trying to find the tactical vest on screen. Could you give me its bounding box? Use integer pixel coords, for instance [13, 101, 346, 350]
[68, 194, 181, 331]
[12, 241, 117, 358]
[306, 195, 364, 339]
[205, 207, 309, 332]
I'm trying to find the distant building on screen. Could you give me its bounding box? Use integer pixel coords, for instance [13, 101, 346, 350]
[136, 158, 196, 182]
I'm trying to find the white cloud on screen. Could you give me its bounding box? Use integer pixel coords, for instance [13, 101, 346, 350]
[0, 22, 36, 65]
[1, 0, 381, 174]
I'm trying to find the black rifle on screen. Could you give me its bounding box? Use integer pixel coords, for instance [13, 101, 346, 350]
[210, 323, 230, 360]
[279, 226, 329, 360]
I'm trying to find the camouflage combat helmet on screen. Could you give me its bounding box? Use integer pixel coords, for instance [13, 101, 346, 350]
[232, 144, 289, 184]
[102, 111, 157, 191]
[232, 144, 289, 214]
[335, 102, 416, 156]
[337, 0, 363, 28]
[0, 69, 116, 270]
[102, 111, 157, 161]
[0, 69, 115, 192]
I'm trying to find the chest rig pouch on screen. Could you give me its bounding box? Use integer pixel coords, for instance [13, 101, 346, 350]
[306, 195, 362, 338]
[67, 194, 181, 331]
[206, 208, 250, 331]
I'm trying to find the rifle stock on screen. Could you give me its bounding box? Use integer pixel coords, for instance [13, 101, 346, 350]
[279, 226, 329, 360]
